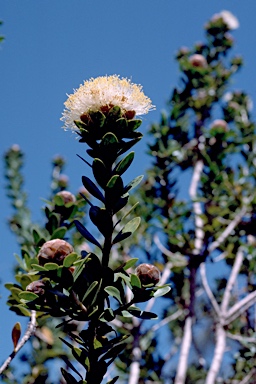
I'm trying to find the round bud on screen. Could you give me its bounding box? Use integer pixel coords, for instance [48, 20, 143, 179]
[56, 190, 76, 205]
[58, 175, 69, 189]
[210, 119, 229, 131]
[188, 54, 207, 68]
[135, 263, 160, 286]
[52, 155, 65, 167]
[26, 280, 47, 296]
[124, 110, 136, 120]
[37, 239, 74, 266]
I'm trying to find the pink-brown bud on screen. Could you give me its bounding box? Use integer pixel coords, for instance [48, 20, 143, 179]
[210, 119, 229, 131]
[58, 175, 69, 188]
[56, 190, 76, 205]
[135, 263, 160, 286]
[188, 54, 207, 68]
[26, 280, 47, 296]
[37, 239, 74, 266]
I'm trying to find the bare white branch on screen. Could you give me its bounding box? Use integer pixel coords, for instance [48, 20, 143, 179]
[221, 248, 244, 315]
[174, 316, 193, 384]
[200, 263, 221, 317]
[205, 323, 226, 384]
[239, 368, 256, 384]
[227, 332, 256, 344]
[209, 205, 248, 254]
[226, 290, 256, 325]
[0, 310, 37, 375]
[189, 159, 204, 254]
[128, 347, 142, 384]
[151, 309, 184, 333]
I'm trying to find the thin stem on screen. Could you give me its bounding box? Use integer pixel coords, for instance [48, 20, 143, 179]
[221, 248, 244, 315]
[209, 205, 249, 254]
[226, 289, 256, 325]
[102, 233, 112, 267]
[200, 263, 221, 317]
[0, 310, 36, 375]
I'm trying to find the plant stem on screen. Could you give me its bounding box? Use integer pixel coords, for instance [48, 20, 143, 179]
[102, 233, 112, 267]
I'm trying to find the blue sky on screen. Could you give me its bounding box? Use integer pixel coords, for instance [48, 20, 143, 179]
[1, 0, 256, 372]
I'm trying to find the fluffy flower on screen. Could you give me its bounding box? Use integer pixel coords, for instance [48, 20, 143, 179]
[212, 10, 239, 30]
[61, 75, 155, 131]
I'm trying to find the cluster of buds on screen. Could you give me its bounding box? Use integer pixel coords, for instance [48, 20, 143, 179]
[37, 239, 74, 266]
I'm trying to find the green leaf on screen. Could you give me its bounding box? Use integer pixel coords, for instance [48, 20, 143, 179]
[153, 286, 171, 297]
[123, 258, 139, 271]
[105, 175, 124, 208]
[100, 343, 126, 362]
[108, 105, 122, 119]
[123, 175, 144, 193]
[89, 206, 112, 236]
[118, 136, 143, 156]
[63, 253, 79, 268]
[74, 220, 102, 250]
[94, 338, 103, 349]
[88, 305, 99, 318]
[10, 287, 23, 302]
[119, 202, 139, 223]
[14, 254, 25, 269]
[54, 194, 65, 206]
[92, 158, 110, 188]
[61, 368, 78, 384]
[12, 305, 32, 317]
[31, 264, 47, 272]
[107, 376, 119, 384]
[121, 310, 133, 317]
[128, 307, 158, 320]
[100, 132, 118, 148]
[99, 308, 115, 322]
[112, 217, 141, 244]
[44, 262, 59, 270]
[19, 275, 34, 290]
[82, 281, 98, 302]
[114, 152, 135, 176]
[90, 110, 106, 127]
[127, 119, 142, 131]
[32, 229, 42, 244]
[104, 286, 122, 304]
[82, 176, 105, 203]
[72, 256, 90, 282]
[19, 291, 39, 301]
[130, 274, 141, 288]
[51, 227, 67, 240]
[74, 120, 88, 130]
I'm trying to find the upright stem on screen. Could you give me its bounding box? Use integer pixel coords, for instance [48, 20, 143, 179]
[102, 233, 112, 267]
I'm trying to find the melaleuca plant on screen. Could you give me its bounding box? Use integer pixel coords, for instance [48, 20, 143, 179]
[2, 75, 170, 384]
[110, 11, 256, 384]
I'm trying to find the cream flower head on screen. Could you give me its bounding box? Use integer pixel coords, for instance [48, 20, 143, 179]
[61, 75, 155, 131]
[212, 10, 239, 30]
